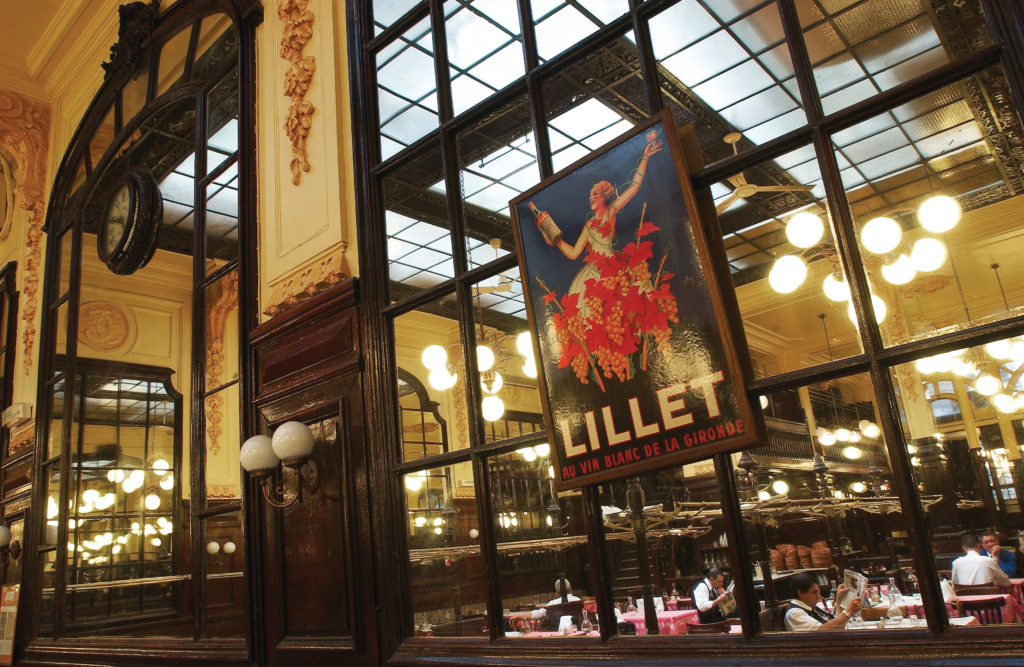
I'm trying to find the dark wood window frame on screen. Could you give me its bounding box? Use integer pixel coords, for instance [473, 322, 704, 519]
[349, 0, 1024, 663]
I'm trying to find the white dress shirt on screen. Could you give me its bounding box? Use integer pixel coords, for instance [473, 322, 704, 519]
[784, 599, 832, 632]
[693, 578, 718, 612]
[950, 550, 1011, 587]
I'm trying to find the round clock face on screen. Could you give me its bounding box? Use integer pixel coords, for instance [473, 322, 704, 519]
[97, 168, 162, 275]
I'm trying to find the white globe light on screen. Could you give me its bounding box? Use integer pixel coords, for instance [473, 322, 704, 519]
[206, 541, 220, 555]
[975, 374, 1002, 396]
[843, 445, 863, 460]
[522, 360, 537, 378]
[518, 447, 537, 462]
[986, 339, 1011, 360]
[772, 480, 790, 495]
[917, 195, 961, 233]
[758, 395, 769, 409]
[863, 423, 881, 439]
[819, 431, 836, 446]
[909, 237, 947, 272]
[144, 494, 161, 510]
[160, 475, 174, 491]
[915, 356, 936, 374]
[405, 475, 423, 492]
[758, 490, 771, 501]
[822, 272, 850, 302]
[476, 345, 495, 372]
[516, 331, 533, 357]
[428, 368, 458, 390]
[151, 459, 170, 474]
[240, 435, 278, 473]
[847, 294, 887, 325]
[223, 541, 236, 555]
[1010, 341, 1024, 362]
[881, 254, 916, 285]
[481, 371, 503, 395]
[952, 359, 976, 377]
[848, 431, 862, 443]
[469, 528, 479, 539]
[82, 489, 100, 504]
[534, 442, 550, 457]
[481, 395, 505, 421]
[272, 421, 315, 462]
[835, 428, 851, 442]
[785, 211, 824, 248]
[850, 481, 867, 494]
[932, 354, 953, 373]
[768, 255, 807, 294]
[861, 216, 902, 255]
[421, 345, 448, 370]
[993, 393, 1016, 414]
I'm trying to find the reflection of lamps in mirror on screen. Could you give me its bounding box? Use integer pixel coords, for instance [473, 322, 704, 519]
[0, 525, 20, 566]
[240, 421, 319, 509]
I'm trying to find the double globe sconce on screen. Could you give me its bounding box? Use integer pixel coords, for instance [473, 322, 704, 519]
[240, 421, 319, 509]
[766, 194, 962, 325]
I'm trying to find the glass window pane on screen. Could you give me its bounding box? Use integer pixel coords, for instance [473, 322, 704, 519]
[122, 58, 152, 124]
[157, 24, 193, 96]
[893, 344, 1024, 629]
[395, 293, 466, 462]
[407, 462, 484, 637]
[804, 0, 993, 116]
[835, 65, 1024, 348]
[205, 175, 239, 274]
[88, 105, 116, 173]
[722, 144, 863, 376]
[532, 0, 628, 63]
[541, 36, 643, 173]
[58, 228, 74, 300]
[491, 448, 600, 637]
[207, 68, 238, 177]
[457, 93, 538, 270]
[44, 464, 61, 547]
[205, 383, 240, 501]
[470, 268, 542, 441]
[748, 372, 934, 632]
[2, 517, 24, 585]
[193, 14, 237, 83]
[383, 139, 453, 299]
[203, 510, 246, 637]
[445, 0, 525, 117]
[602, 461, 739, 637]
[373, 0, 421, 36]
[377, 17, 439, 161]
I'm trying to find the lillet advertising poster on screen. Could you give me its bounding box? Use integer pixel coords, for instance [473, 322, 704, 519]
[510, 110, 761, 490]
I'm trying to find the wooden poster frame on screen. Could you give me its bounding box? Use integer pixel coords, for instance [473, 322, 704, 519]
[510, 109, 763, 490]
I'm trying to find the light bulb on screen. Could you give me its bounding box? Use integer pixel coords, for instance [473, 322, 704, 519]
[421, 345, 448, 370]
[548, 465, 555, 479]
[534, 442, 550, 457]
[850, 481, 867, 494]
[145, 494, 161, 510]
[207, 541, 221, 555]
[917, 195, 961, 233]
[861, 216, 901, 254]
[847, 294, 887, 325]
[758, 395, 768, 409]
[469, 528, 479, 539]
[843, 445, 862, 460]
[516, 331, 533, 356]
[160, 475, 174, 491]
[522, 359, 537, 378]
[82, 489, 100, 504]
[758, 490, 771, 501]
[476, 345, 495, 372]
[975, 374, 1001, 396]
[414, 516, 426, 527]
[481, 372, 503, 394]
[223, 541, 236, 554]
[909, 237, 947, 272]
[772, 480, 789, 495]
[151, 459, 170, 474]
[107, 469, 117, 483]
[768, 255, 807, 294]
[432, 517, 443, 527]
[848, 431, 862, 443]
[1010, 341, 1024, 362]
[405, 476, 423, 492]
[481, 395, 505, 421]
[785, 211, 824, 248]
[864, 423, 882, 439]
[546, 515, 553, 527]
[819, 431, 836, 446]
[986, 339, 1011, 360]
[952, 359, 976, 377]
[433, 527, 443, 535]
[518, 447, 537, 462]
[881, 254, 916, 285]
[428, 368, 457, 390]
[993, 393, 1016, 414]
[822, 272, 850, 302]
[835, 428, 851, 442]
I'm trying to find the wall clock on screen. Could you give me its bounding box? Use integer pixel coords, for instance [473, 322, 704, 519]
[97, 167, 162, 275]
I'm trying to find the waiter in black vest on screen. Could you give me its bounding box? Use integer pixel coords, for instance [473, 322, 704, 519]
[691, 568, 729, 623]
[784, 572, 861, 631]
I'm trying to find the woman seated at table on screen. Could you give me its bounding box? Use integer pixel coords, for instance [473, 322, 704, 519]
[785, 573, 862, 631]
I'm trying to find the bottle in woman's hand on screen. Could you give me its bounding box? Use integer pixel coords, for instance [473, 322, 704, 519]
[530, 201, 562, 246]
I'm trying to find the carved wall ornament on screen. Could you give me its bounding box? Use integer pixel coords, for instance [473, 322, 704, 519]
[263, 251, 346, 318]
[78, 301, 131, 351]
[0, 91, 51, 375]
[279, 0, 316, 185]
[101, 1, 160, 81]
[205, 271, 239, 455]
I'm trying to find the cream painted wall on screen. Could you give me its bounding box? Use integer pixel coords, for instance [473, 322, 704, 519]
[256, 0, 358, 321]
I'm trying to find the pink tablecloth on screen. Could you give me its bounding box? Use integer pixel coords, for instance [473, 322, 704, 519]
[953, 594, 1023, 624]
[665, 597, 694, 611]
[621, 609, 699, 635]
[1009, 579, 1024, 606]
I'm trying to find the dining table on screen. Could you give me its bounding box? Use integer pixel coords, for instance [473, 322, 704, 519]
[621, 609, 700, 635]
[861, 593, 1022, 624]
[1009, 578, 1024, 606]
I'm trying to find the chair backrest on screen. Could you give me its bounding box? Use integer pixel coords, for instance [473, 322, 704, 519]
[954, 583, 1001, 595]
[544, 600, 584, 630]
[957, 597, 1004, 625]
[686, 619, 731, 634]
[759, 606, 784, 632]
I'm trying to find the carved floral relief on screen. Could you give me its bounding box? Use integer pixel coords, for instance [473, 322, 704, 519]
[279, 0, 316, 185]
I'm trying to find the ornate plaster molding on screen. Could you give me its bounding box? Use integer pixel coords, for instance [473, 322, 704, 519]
[78, 301, 131, 351]
[279, 0, 316, 185]
[101, 1, 159, 81]
[205, 271, 239, 456]
[0, 91, 50, 376]
[262, 250, 345, 319]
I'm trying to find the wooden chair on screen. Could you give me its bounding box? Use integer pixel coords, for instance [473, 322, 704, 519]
[758, 606, 785, 632]
[957, 597, 1004, 625]
[954, 583, 1002, 595]
[686, 619, 731, 634]
[543, 600, 584, 630]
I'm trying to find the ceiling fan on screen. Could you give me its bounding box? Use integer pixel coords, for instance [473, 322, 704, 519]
[715, 132, 814, 215]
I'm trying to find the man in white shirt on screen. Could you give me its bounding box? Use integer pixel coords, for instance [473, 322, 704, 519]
[692, 568, 729, 623]
[784, 572, 862, 631]
[951, 534, 1012, 587]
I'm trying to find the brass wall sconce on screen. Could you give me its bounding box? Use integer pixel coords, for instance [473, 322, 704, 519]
[0, 525, 21, 566]
[240, 421, 319, 508]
